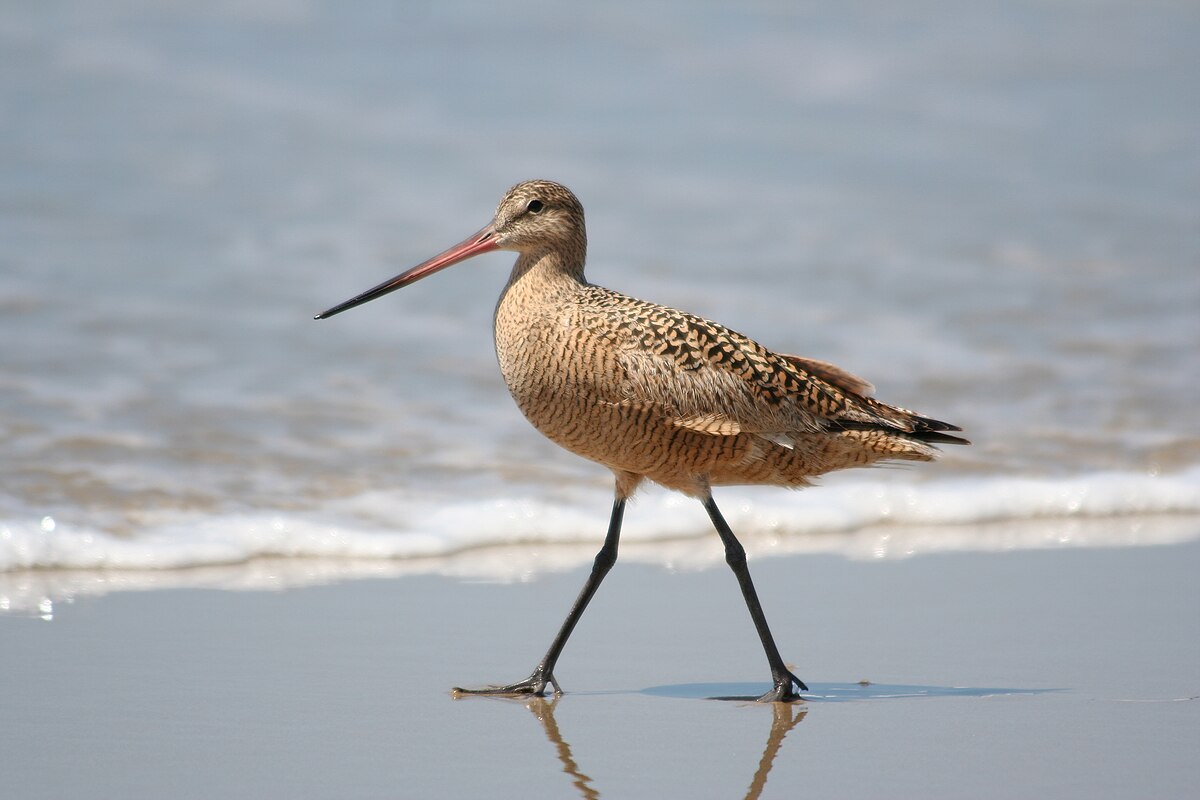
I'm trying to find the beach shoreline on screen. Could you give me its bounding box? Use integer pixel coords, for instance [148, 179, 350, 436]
[4, 526, 1197, 799]
[4, 509, 1197, 617]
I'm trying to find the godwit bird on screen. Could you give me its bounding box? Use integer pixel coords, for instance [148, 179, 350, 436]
[316, 180, 966, 702]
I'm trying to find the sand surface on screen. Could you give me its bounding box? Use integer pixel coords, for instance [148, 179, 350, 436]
[4, 531, 1198, 799]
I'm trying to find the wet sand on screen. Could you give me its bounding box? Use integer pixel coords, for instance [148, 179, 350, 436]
[3, 530, 1198, 799]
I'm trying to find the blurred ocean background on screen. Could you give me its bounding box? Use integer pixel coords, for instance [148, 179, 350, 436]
[2, 1, 1198, 614]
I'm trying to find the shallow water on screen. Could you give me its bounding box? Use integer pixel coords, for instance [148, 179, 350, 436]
[5, 542, 1199, 799]
[2, 2, 1198, 604]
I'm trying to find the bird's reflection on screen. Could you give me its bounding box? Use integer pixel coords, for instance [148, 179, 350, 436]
[743, 701, 806, 800]
[467, 682, 1046, 796]
[524, 697, 600, 800]
[521, 696, 806, 800]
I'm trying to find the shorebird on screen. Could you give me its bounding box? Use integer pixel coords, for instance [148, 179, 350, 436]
[316, 180, 967, 702]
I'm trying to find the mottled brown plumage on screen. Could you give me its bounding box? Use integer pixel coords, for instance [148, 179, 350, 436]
[491, 180, 965, 500]
[317, 179, 967, 702]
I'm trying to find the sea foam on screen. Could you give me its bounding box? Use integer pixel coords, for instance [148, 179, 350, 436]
[2, 468, 1198, 616]
[3, 467, 1197, 574]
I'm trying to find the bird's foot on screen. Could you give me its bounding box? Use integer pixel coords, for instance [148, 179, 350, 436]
[452, 668, 562, 698]
[756, 669, 808, 703]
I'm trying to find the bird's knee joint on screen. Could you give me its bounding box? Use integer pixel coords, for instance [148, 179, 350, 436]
[591, 549, 617, 574]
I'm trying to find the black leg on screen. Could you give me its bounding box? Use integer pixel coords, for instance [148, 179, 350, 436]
[453, 497, 626, 697]
[703, 494, 807, 701]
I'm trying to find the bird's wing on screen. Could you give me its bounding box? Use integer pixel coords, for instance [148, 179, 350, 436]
[779, 355, 875, 397]
[576, 287, 965, 445]
[576, 289, 877, 435]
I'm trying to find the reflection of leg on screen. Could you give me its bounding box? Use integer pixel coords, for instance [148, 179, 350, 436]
[453, 497, 626, 697]
[526, 698, 599, 800]
[703, 494, 807, 701]
[744, 703, 807, 800]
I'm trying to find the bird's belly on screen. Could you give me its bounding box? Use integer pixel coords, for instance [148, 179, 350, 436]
[506, 383, 809, 496]
[514, 386, 701, 482]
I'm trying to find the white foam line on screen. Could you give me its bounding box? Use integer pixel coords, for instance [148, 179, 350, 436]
[1, 514, 1197, 617]
[2, 467, 1197, 577]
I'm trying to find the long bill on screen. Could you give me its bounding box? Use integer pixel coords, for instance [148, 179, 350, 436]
[314, 226, 499, 319]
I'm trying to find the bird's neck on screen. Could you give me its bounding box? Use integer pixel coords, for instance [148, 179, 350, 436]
[501, 248, 588, 304]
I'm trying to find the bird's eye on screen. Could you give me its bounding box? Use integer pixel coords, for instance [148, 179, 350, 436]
[526, 199, 544, 214]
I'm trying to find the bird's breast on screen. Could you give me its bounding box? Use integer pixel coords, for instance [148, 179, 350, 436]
[495, 295, 618, 417]
[494, 288, 656, 464]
